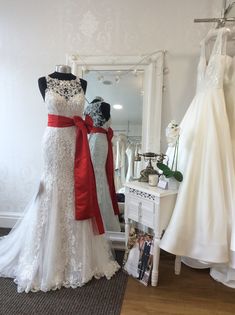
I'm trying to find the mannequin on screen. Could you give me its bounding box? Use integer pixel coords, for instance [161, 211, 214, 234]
[84, 97, 121, 232]
[0, 71, 119, 293]
[91, 97, 111, 122]
[38, 64, 87, 99]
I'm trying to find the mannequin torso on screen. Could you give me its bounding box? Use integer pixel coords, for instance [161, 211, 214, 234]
[38, 65, 87, 100]
[90, 98, 111, 124]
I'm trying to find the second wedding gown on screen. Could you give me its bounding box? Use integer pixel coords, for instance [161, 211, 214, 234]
[160, 28, 235, 264]
[85, 102, 121, 232]
[210, 56, 235, 288]
[0, 76, 119, 293]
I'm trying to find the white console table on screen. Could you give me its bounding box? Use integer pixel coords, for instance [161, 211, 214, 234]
[124, 181, 180, 286]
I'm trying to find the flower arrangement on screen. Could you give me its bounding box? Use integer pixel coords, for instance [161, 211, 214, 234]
[157, 120, 183, 182]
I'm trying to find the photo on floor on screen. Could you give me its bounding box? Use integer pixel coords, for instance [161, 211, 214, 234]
[122, 225, 154, 286]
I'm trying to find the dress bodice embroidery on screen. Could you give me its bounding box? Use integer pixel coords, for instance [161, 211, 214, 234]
[84, 102, 107, 127]
[45, 76, 85, 117]
[196, 28, 231, 92]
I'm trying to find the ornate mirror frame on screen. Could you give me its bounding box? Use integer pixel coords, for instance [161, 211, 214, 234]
[66, 53, 165, 247]
[67, 53, 165, 154]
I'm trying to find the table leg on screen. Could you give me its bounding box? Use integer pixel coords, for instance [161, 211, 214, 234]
[175, 255, 181, 275]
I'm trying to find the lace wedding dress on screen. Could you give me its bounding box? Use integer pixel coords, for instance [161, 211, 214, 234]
[123, 242, 140, 278]
[0, 76, 119, 293]
[85, 102, 121, 232]
[160, 28, 235, 264]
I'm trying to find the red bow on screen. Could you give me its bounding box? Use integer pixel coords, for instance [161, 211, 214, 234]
[48, 114, 104, 235]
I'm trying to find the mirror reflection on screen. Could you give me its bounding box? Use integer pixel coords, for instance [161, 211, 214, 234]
[84, 70, 144, 232]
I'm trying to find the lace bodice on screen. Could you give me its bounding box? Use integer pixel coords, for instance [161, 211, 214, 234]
[84, 101, 108, 127]
[196, 28, 231, 92]
[45, 76, 85, 117]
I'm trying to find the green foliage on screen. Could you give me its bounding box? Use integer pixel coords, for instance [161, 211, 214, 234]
[173, 171, 183, 182]
[157, 162, 183, 182]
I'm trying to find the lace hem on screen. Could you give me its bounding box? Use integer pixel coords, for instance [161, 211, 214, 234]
[1, 261, 120, 293]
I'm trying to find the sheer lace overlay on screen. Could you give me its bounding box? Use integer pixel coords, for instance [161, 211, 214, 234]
[0, 77, 119, 293]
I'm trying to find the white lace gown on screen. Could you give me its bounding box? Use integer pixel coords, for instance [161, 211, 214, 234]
[160, 28, 235, 264]
[89, 122, 121, 232]
[0, 76, 119, 293]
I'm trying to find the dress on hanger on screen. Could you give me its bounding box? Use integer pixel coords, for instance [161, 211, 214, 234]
[160, 28, 235, 264]
[210, 57, 235, 288]
[84, 102, 121, 232]
[125, 143, 135, 182]
[114, 134, 127, 191]
[134, 143, 142, 179]
[0, 76, 119, 293]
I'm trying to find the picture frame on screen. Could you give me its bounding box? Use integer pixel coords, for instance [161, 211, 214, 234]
[122, 225, 154, 286]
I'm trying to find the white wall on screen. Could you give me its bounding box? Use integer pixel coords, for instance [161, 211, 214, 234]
[0, 0, 222, 221]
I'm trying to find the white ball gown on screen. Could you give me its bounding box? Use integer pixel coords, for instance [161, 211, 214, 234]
[123, 242, 140, 278]
[160, 28, 235, 265]
[210, 55, 235, 288]
[0, 76, 119, 293]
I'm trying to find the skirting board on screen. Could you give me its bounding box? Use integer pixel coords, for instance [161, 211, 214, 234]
[0, 211, 23, 228]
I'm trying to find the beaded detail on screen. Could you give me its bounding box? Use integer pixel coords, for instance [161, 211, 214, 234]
[46, 76, 82, 100]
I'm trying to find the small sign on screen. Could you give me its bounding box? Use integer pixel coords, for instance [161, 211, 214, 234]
[157, 179, 168, 190]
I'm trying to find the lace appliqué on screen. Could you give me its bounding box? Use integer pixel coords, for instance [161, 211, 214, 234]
[84, 102, 107, 127]
[46, 76, 82, 100]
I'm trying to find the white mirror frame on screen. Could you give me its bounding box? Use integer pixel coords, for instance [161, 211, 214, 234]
[67, 53, 165, 154]
[66, 53, 165, 247]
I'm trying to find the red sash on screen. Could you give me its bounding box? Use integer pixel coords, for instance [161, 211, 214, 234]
[48, 114, 104, 235]
[87, 121, 119, 216]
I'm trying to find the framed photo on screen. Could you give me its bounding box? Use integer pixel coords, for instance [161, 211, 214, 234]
[122, 226, 154, 286]
[157, 178, 168, 189]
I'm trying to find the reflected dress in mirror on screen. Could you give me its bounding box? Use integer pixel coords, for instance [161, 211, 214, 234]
[85, 100, 121, 232]
[0, 76, 119, 293]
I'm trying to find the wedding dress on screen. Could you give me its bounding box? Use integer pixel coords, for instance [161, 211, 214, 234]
[160, 28, 235, 264]
[114, 134, 127, 191]
[124, 242, 140, 278]
[210, 57, 235, 288]
[125, 143, 135, 182]
[84, 102, 121, 232]
[0, 76, 119, 293]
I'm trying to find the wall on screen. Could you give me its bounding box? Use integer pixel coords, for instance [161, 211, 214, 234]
[0, 0, 222, 224]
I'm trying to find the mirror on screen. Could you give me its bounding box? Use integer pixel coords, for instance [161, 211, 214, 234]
[84, 69, 143, 191]
[83, 69, 143, 136]
[67, 54, 164, 244]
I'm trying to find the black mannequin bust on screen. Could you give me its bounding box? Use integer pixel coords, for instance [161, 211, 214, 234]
[91, 98, 111, 123]
[38, 65, 87, 100]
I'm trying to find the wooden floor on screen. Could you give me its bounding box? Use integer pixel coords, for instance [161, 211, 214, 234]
[120, 251, 235, 315]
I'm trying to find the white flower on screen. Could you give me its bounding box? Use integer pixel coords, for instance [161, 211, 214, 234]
[166, 120, 180, 147]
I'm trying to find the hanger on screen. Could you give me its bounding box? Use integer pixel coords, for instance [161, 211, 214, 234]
[202, 27, 231, 45]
